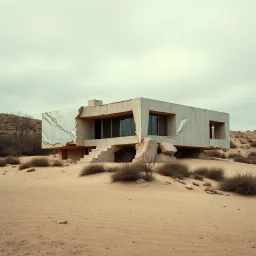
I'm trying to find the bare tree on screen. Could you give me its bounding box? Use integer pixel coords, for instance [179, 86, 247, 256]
[8, 113, 35, 156]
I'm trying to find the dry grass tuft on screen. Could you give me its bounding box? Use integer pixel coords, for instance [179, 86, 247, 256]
[193, 167, 224, 181]
[157, 162, 190, 179]
[111, 163, 142, 182]
[80, 164, 105, 176]
[219, 171, 256, 195]
[5, 156, 20, 165]
[193, 174, 204, 181]
[250, 142, 256, 148]
[234, 154, 256, 165]
[19, 161, 32, 170]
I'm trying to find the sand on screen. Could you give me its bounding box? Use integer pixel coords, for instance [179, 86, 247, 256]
[0, 158, 256, 256]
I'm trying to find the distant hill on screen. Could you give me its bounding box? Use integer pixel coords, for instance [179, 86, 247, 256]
[0, 114, 41, 136]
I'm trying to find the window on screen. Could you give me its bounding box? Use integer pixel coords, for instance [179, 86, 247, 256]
[209, 121, 226, 139]
[94, 114, 136, 139]
[148, 113, 167, 136]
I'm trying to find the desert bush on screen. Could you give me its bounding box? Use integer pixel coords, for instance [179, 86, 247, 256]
[111, 163, 142, 182]
[227, 153, 238, 159]
[51, 160, 63, 167]
[193, 167, 224, 181]
[136, 162, 155, 181]
[5, 156, 20, 165]
[234, 154, 256, 165]
[248, 152, 256, 159]
[157, 162, 190, 179]
[19, 161, 32, 170]
[31, 158, 49, 167]
[193, 167, 209, 176]
[206, 150, 226, 159]
[203, 181, 212, 186]
[0, 159, 6, 167]
[250, 142, 256, 148]
[193, 174, 204, 181]
[206, 167, 224, 181]
[230, 141, 237, 148]
[219, 172, 256, 195]
[80, 164, 105, 176]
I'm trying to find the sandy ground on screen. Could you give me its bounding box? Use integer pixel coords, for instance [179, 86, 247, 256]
[0, 158, 256, 256]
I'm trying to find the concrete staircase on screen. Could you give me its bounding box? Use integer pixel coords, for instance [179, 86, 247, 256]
[78, 146, 115, 164]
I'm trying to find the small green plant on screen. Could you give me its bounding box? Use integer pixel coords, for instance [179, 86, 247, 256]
[80, 164, 105, 176]
[157, 162, 190, 179]
[219, 172, 256, 195]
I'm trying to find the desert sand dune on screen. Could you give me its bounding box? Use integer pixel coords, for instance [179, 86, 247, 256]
[0, 159, 255, 256]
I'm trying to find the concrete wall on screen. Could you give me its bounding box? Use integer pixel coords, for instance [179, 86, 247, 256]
[42, 97, 230, 150]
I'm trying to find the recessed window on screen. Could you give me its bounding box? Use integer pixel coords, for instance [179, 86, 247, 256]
[94, 114, 136, 139]
[148, 113, 167, 136]
[209, 121, 226, 139]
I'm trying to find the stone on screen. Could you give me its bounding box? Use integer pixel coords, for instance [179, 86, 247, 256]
[59, 220, 68, 224]
[27, 168, 36, 172]
[192, 181, 199, 186]
[162, 181, 172, 185]
[160, 143, 177, 155]
[216, 191, 224, 195]
[204, 186, 217, 194]
[63, 163, 69, 167]
[185, 184, 193, 190]
[136, 178, 146, 184]
[133, 137, 158, 163]
[155, 153, 176, 162]
[179, 180, 186, 185]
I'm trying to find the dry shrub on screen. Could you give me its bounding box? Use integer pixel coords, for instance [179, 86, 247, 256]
[230, 141, 237, 148]
[19, 161, 32, 170]
[234, 154, 256, 165]
[206, 151, 226, 159]
[5, 156, 20, 165]
[227, 153, 238, 159]
[219, 172, 256, 195]
[111, 163, 142, 182]
[80, 164, 105, 176]
[193, 167, 224, 181]
[0, 159, 6, 167]
[206, 167, 225, 181]
[250, 142, 256, 148]
[157, 162, 190, 179]
[193, 174, 204, 181]
[203, 181, 212, 186]
[248, 152, 256, 159]
[193, 167, 209, 176]
[51, 160, 63, 167]
[31, 158, 49, 167]
[137, 162, 155, 181]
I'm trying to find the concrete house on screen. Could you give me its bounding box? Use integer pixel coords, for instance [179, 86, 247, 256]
[42, 98, 230, 162]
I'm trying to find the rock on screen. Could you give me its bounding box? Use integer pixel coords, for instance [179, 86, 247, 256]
[136, 178, 146, 184]
[162, 181, 172, 185]
[204, 186, 217, 194]
[160, 143, 177, 155]
[59, 220, 68, 224]
[155, 153, 176, 162]
[192, 181, 199, 186]
[175, 177, 180, 182]
[216, 191, 224, 195]
[185, 184, 193, 190]
[27, 168, 36, 172]
[63, 163, 69, 167]
[133, 137, 158, 163]
[179, 180, 186, 185]
[2, 173, 6, 175]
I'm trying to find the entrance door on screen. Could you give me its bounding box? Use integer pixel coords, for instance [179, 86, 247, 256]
[94, 119, 101, 139]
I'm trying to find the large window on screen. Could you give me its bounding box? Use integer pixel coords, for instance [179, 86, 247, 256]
[94, 114, 136, 139]
[148, 113, 167, 136]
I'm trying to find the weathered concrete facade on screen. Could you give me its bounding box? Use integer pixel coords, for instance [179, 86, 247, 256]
[42, 98, 230, 162]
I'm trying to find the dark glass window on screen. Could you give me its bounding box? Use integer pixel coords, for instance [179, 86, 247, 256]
[131, 117, 136, 136]
[103, 118, 111, 138]
[94, 119, 101, 139]
[112, 117, 120, 137]
[159, 115, 167, 136]
[148, 114, 158, 135]
[121, 115, 131, 137]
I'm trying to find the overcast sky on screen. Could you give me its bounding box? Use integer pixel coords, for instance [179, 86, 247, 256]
[0, 0, 255, 130]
